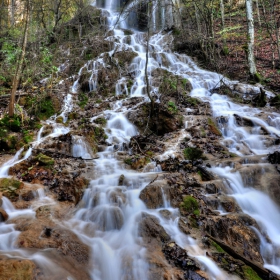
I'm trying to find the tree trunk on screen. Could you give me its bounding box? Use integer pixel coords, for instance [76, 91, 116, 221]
[145, 2, 154, 113]
[220, 0, 225, 29]
[245, 0, 257, 77]
[9, 0, 30, 117]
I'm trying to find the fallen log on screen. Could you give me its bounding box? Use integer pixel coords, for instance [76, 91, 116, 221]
[205, 233, 280, 280]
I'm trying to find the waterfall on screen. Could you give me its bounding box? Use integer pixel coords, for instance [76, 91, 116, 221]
[0, 0, 279, 279]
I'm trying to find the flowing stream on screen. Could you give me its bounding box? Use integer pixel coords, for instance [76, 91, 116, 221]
[0, 0, 280, 279]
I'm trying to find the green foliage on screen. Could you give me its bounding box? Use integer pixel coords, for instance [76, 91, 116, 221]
[181, 195, 200, 215]
[124, 158, 132, 165]
[242, 266, 261, 280]
[94, 117, 107, 126]
[23, 130, 33, 144]
[0, 115, 21, 132]
[167, 101, 178, 114]
[186, 97, 200, 106]
[183, 147, 203, 161]
[26, 95, 55, 120]
[78, 92, 89, 108]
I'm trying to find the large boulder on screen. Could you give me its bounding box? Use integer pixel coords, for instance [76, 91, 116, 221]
[204, 213, 263, 265]
[139, 179, 169, 209]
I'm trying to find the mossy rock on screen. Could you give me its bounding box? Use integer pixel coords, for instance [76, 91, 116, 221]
[181, 195, 200, 215]
[35, 153, 54, 166]
[0, 178, 22, 200]
[242, 265, 262, 280]
[56, 116, 64, 123]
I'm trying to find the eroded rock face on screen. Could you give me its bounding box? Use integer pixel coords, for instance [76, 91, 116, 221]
[13, 216, 89, 265]
[204, 213, 263, 265]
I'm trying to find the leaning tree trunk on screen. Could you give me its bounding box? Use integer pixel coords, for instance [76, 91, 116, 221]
[9, 0, 30, 117]
[245, 0, 257, 78]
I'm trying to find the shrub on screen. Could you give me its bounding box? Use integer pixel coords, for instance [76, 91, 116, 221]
[183, 147, 203, 161]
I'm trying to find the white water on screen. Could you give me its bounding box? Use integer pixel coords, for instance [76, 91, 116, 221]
[0, 0, 279, 279]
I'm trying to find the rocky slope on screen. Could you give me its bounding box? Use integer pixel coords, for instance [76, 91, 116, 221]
[0, 3, 280, 280]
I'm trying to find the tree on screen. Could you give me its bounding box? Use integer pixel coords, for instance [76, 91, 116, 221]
[9, 0, 30, 117]
[245, 0, 258, 79]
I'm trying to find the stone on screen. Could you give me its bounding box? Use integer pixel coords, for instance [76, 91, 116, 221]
[205, 183, 218, 194]
[139, 179, 170, 209]
[204, 213, 263, 265]
[0, 208, 8, 221]
[138, 213, 171, 245]
[0, 258, 37, 280]
[268, 151, 280, 164]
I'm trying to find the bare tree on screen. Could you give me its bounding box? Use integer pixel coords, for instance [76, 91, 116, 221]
[245, 0, 257, 78]
[9, 0, 31, 117]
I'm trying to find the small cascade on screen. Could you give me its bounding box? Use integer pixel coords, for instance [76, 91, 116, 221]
[212, 166, 280, 274]
[72, 135, 94, 159]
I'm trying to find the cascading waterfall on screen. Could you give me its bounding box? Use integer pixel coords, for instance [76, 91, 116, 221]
[0, 0, 280, 279]
[190, 91, 280, 274]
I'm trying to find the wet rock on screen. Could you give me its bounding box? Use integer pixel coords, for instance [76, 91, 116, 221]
[219, 195, 241, 213]
[138, 213, 171, 245]
[159, 209, 172, 220]
[197, 166, 215, 181]
[20, 188, 35, 201]
[15, 217, 90, 264]
[107, 188, 126, 206]
[251, 88, 266, 107]
[178, 217, 190, 235]
[139, 179, 169, 209]
[268, 151, 280, 164]
[204, 213, 263, 265]
[0, 208, 8, 221]
[81, 205, 124, 231]
[234, 114, 254, 127]
[0, 258, 37, 280]
[205, 183, 218, 194]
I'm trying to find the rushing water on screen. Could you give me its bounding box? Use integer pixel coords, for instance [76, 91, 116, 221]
[0, 0, 280, 279]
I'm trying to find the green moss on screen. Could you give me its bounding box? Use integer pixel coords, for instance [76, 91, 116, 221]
[210, 240, 225, 253]
[242, 265, 262, 280]
[0, 178, 21, 199]
[167, 101, 178, 114]
[186, 97, 200, 106]
[78, 92, 88, 108]
[35, 153, 54, 166]
[94, 117, 107, 126]
[183, 147, 203, 161]
[56, 116, 64, 123]
[124, 158, 132, 165]
[181, 195, 199, 215]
